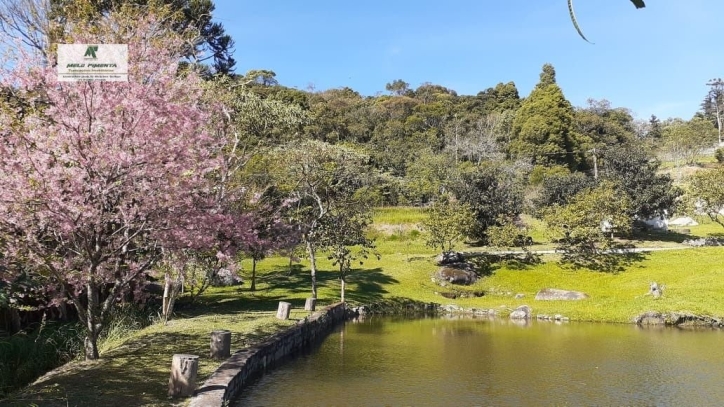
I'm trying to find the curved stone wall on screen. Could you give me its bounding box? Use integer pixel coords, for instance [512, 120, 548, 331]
[189, 302, 347, 406]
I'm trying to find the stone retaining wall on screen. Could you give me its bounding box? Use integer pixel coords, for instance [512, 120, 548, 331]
[189, 302, 348, 407]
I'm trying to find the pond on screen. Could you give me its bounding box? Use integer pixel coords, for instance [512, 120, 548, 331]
[234, 316, 724, 406]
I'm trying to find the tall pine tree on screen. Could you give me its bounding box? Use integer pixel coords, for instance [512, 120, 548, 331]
[510, 64, 582, 170]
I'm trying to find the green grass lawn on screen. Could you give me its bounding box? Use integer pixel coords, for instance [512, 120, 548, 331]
[373, 206, 427, 224]
[5, 206, 724, 406]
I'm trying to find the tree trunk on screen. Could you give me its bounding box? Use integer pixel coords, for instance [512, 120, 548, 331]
[250, 258, 257, 291]
[716, 102, 722, 145]
[58, 286, 68, 321]
[162, 272, 172, 318]
[9, 308, 21, 334]
[341, 276, 346, 303]
[163, 280, 182, 325]
[84, 333, 99, 360]
[306, 239, 318, 299]
[84, 281, 101, 360]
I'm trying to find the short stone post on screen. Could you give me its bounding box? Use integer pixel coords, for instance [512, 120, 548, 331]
[276, 301, 291, 320]
[168, 354, 199, 397]
[210, 330, 231, 359]
[647, 282, 664, 299]
[304, 297, 317, 312]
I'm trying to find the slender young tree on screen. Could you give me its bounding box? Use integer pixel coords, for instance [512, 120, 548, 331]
[703, 78, 724, 145]
[319, 208, 378, 303]
[271, 140, 370, 299]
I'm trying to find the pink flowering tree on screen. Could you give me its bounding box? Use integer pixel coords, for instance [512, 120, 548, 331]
[0, 12, 250, 359]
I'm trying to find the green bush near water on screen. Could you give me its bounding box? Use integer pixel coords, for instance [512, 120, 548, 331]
[0, 321, 84, 398]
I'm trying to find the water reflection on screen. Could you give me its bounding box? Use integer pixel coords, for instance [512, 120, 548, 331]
[235, 318, 724, 406]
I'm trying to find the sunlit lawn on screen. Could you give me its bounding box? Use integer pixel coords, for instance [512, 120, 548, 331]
[6, 206, 724, 406]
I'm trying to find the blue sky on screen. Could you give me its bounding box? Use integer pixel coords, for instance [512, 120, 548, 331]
[214, 0, 724, 120]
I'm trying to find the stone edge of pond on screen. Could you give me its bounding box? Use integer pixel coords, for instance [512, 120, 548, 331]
[189, 302, 349, 407]
[633, 311, 724, 328]
[361, 299, 724, 329]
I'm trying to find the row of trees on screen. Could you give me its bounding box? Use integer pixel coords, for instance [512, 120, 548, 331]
[235, 64, 718, 207]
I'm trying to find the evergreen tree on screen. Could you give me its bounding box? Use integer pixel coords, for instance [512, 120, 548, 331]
[510, 64, 582, 170]
[648, 114, 662, 140]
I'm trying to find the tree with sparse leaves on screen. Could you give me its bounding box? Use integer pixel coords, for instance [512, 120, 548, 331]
[543, 181, 632, 256]
[270, 140, 371, 299]
[319, 207, 378, 302]
[702, 78, 724, 145]
[421, 197, 474, 254]
[688, 167, 724, 227]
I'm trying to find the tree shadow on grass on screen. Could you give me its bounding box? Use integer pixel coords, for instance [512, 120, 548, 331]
[473, 253, 542, 274]
[630, 229, 694, 244]
[559, 247, 649, 273]
[175, 268, 339, 317]
[173, 264, 399, 317]
[344, 267, 398, 304]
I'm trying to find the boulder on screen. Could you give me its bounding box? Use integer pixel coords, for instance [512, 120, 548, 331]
[509, 305, 532, 320]
[535, 288, 589, 301]
[683, 237, 724, 247]
[633, 311, 665, 325]
[435, 266, 478, 285]
[669, 216, 698, 227]
[642, 216, 668, 231]
[435, 251, 465, 266]
[210, 268, 244, 287]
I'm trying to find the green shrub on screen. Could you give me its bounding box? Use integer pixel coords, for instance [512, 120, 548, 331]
[0, 320, 84, 397]
[0, 305, 151, 398]
[528, 164, 570, 186]
[715, 148, 724, 163]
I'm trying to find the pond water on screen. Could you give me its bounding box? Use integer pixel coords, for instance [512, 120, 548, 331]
[234, 316, 724, 406]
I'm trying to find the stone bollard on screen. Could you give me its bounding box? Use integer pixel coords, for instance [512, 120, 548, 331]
[648, 282, 664, 299]
[304, 297, 316, 312]
[276, 301, 291, 320]
[210, 330, 231, 359]
[168, 354, 199, 397]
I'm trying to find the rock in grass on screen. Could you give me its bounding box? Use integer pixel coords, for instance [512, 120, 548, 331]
[633, 311, 665, 325]
[509, 305, 532, 320]
[210, 268, 244, 287]
[435, 266, 477, 285]
[435, 251, 465, 266]
[535, 288, 589, 301]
